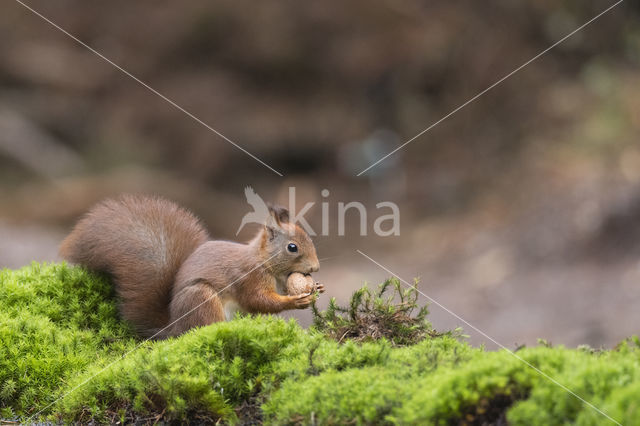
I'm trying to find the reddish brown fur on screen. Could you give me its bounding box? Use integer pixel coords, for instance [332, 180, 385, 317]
[59, 194, 320, 338]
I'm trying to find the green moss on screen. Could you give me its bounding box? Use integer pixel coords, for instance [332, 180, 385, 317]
[58, 316, 309, 423]
[506, 343, 640, 425]
[265, 343, 640, 425]
[0, 263, 136, 418]
[2, 263, 640, 425]
[263, 336, 477, 425]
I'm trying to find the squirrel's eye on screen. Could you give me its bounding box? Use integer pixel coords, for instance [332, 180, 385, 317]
[287, 243, 298, 253]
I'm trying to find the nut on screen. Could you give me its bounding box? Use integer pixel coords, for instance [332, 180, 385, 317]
[287, 272, 315, 295]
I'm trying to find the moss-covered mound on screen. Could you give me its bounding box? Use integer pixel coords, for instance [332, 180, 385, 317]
[0, 263, 137, 420]
[1, 263, 639, 425]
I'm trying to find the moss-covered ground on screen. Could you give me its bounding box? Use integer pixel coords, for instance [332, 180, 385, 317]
[1, 263, 639, 425]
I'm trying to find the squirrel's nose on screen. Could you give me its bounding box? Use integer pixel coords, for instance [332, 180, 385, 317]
[309, 262, 320, 273]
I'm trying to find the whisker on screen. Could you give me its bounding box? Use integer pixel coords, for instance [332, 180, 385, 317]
[317, 256, 338, 262]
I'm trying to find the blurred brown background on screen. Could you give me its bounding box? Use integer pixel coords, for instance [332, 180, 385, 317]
[1, 0, 639, 349]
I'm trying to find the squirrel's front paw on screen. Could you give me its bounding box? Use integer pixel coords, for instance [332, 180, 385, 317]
[314, 282, 325, 293]
[290, 293, 314, 309]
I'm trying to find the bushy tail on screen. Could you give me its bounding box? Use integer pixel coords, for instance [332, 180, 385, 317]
[60, 195, 209, 337]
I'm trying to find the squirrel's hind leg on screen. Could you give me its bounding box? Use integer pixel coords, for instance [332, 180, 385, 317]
[166, 282, 225, 336]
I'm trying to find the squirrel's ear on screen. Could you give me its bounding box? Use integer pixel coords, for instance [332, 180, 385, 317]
[267, 204, 289, 226]
[265, 204, 290, 240]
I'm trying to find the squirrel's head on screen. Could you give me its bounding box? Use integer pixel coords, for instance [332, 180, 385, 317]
[260, 204, 319, 276]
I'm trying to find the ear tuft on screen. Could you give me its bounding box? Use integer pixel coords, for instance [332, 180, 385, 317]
[268, 204, 289, 225]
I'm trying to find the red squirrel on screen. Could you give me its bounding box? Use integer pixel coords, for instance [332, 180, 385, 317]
[59, 194, 322, 338]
